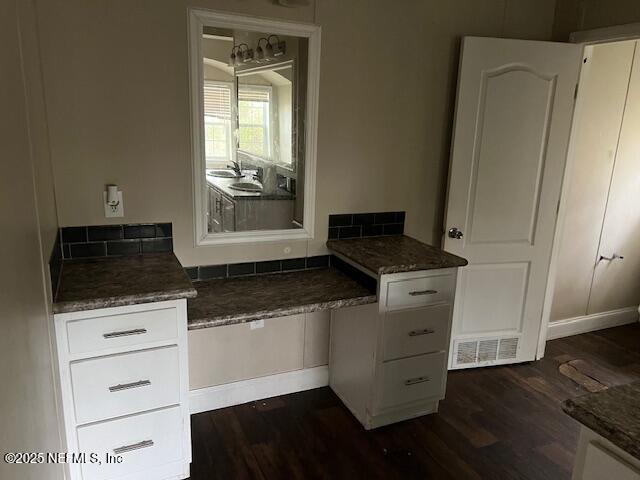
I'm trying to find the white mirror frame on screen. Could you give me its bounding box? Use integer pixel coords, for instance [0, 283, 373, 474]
[188, 8, 321, 246]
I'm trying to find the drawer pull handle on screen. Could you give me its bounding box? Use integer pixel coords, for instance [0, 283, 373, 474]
[408, 328, 435, 337]
[408, 289, 437, 296]
[113, 439, 154, 455]
[404, 376, 430, 386]
[108, 379, 151, 393]
[103, 328, 147, 339]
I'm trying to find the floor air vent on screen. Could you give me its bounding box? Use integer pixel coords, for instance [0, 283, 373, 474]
[455, 341, 478, 365]
[498, 337, 519, 360]
[478, 339, 499, 362]
[453, 336, 520, 368]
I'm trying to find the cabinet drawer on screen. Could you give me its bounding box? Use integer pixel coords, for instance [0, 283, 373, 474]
[77, 406, 184, 480]
[384, 274, 454, 311]
[66, 307, 178, 356]
[383, 304, 451, 361]
[71, 346, 180, 425]
[377, 351, 447, 411]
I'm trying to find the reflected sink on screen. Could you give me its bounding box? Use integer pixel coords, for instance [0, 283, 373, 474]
[229, 182, 263, 193]
[207, 170, 244, 178]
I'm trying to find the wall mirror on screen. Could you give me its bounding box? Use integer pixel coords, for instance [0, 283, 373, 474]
[189, 10, 320, 245]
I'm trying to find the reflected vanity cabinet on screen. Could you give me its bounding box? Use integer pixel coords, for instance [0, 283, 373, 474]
[53, 299, 191, 480]
[329, 268, 458, 429]
[208, 185, 236, 233]
[207, 183, 295, 233]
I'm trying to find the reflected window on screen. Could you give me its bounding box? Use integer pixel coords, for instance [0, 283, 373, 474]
[238, 86, 272, 158]
[203, 81, 233, 168]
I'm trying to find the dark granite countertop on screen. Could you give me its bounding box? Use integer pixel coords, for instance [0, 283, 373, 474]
[206, 172, 294, 201]
[53, 253, 197, 314]
[188, 267, 376, 329]
[562, 382, 640, 460]
[327, 235, 468, 276]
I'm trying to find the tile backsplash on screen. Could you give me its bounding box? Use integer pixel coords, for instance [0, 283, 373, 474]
[186, 255, 330, 281]
[60, 223, 173, 259]
[328, 211, 405, 239]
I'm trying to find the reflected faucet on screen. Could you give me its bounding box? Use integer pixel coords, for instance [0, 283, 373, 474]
[252, 167, 264, 184]
[227, 161, 242, 176]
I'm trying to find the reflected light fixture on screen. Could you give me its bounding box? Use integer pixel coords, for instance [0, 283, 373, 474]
[229, 45, 240, 66]
[229, 43, 253, 66]
[267, 35, 286, 57]
[238, 43, 253, 63]
[255, 37, 272, 62]
[230, 36, 285, 66]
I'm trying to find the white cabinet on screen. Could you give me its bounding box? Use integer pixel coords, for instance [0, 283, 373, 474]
[207, 183, 294, 233]
[54, 299, 191, 480]
[572, 427, 640, 480]
[382, 304, 451, 361]
[70, 346, 180, 425]
[330, 268, 457, 429]
[65, 307, 178, 355]
[76, 407, 185, 480]
[376, 351, 447, 411]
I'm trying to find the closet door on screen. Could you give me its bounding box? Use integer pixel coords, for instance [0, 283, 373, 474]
[550, 41, 636, 321]
[589, 41, 640, 314]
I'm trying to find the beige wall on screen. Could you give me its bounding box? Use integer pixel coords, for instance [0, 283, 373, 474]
[36, 0, 558, 268]
[202, 36, 234, 82]
[553, 0, 640, 40]
[1, 1, 62, 478]
[189, 311, 329, 389]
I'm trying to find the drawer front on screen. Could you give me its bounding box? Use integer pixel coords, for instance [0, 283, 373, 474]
[377, 351, 447, 411]
[385, 274, 454, 311]
[77, 406, 183, 480]
[66, 307, 178, 356]
[71, 346, 180, 425]
[383, 304, 451, 361]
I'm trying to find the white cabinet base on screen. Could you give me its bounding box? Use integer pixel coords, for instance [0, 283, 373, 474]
[329, 268, 458, 430]
[572, 427, 640, 480]
[54, 300, 191, 480]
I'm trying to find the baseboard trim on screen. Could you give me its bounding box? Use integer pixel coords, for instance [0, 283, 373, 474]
[547, 307, 638, 340]
[189, 365, 329, 414]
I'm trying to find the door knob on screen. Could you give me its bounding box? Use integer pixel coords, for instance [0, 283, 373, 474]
[448, 227, 464, 239]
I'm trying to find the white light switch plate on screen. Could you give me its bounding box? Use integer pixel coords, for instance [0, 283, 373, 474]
[250, 319, 264, 330]
[103, 191, 124, 218]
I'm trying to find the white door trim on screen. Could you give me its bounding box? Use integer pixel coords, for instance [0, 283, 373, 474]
[546, 306, 638, 340]
[537, 25, 640, 359]
[570, 22, 640, 45]
[189, 365, 328, 414]
[535, 49, 587, 359]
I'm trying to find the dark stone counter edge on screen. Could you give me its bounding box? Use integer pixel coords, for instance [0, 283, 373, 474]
[377, 262, 468, 275]
[562, 399, 640, 460]
[326, 238, 469, 277]
[188, 294, 377, 330]
[53, 288, 198, 314]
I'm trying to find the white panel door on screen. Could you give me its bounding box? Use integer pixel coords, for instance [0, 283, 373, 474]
[444, 37, 582, 368]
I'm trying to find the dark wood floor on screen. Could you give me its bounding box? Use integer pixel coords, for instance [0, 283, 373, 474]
[190, 323, 640, 479]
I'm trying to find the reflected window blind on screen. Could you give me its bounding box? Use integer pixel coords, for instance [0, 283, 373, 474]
[204, 82, 231, 120]
[238, 88, 270, 103]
